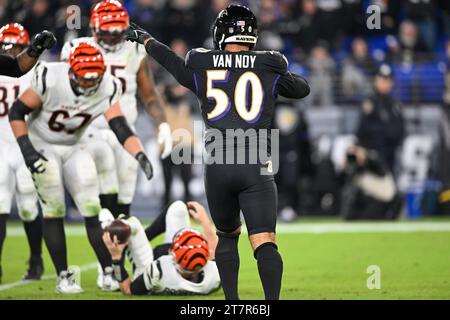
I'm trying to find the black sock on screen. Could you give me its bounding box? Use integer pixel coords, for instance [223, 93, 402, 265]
[99, 194, 118, 216]
[43, 218, 67, 275]
[116, 203, 130, 217]
[0, 214, 7, 266]
[254, 242, 283, 300]
[23, 215, 43, 260]
[144, 203, 170, 241]
[84, 216, 111, 271]
[215, 235, 240, 300]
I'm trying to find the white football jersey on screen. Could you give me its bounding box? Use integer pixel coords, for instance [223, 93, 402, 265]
[0, 68, 34, 143]
[60, 37, 147, 128]
[27, 62, 122, 145]
[147, 255, 221, 296]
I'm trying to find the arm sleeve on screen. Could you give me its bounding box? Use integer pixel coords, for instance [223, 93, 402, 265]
[0, 54, 23, 77]
[275, 72, 310, 99]
[144, 39, 196, 92]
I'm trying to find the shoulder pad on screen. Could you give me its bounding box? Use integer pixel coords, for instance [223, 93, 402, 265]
[256, 50, 288, 74]
[186, 48, 212, 68]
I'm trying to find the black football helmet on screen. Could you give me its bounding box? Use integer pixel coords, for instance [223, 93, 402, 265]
[212, 4, 258, 50]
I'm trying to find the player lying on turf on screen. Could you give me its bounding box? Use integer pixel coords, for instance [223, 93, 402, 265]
[102, 201, 221, 296]
[8, 42, 153, 293]
[0, 23, 44, 283]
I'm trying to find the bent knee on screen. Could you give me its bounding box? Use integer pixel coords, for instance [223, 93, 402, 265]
[217, 226, 241, 238]
[249, 232, 276, 251]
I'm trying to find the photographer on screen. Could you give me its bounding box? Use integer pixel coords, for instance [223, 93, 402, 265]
[340, 146, 402, 220]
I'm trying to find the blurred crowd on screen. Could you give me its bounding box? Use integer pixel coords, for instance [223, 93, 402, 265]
[1, 0, 450, 221]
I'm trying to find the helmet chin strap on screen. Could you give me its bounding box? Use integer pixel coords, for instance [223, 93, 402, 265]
[218, 34, 225, 50]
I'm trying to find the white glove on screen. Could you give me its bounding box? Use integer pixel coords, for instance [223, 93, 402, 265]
[99, 208, 114, 230]
[157, 122, 172, 159]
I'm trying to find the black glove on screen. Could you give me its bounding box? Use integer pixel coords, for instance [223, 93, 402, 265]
[27, 30, 57, 58]
[136, 152, 153, 180]
[126, 22, 152, 45]
[17, 135, 48, 174]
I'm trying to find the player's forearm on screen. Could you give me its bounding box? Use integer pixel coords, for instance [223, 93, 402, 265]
[112, 259, 132, 295]
[0, 54, 26, 77]
[16, 50, 39, 76]
[201, 223, 218, 259]
[143, 95, 167, 125]
[144, 39, 195, 90]
[123, 136, 144, 158]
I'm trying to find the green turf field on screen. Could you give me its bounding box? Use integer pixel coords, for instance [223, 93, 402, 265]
[1, 220, 449, 300]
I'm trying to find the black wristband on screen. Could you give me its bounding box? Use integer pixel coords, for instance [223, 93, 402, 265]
[17, 135, 37, 158]
[112, 259, 129, 283]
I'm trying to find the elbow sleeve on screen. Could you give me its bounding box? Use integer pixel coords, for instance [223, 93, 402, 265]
[9, 99, 34, 122]
[276, 72, 310, 99]
[108, 116, 135, 145]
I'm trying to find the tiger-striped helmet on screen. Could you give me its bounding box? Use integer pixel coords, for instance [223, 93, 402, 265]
[172, 229, 209, 273]
[0, 23, 30, 55]
[90, 0, 129, 52]
[68, 42, 106, 96]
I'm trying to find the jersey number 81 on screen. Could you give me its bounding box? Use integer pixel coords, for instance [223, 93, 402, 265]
[206, 70, 263, 123]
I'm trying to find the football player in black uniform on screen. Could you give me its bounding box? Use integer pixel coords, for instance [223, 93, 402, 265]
[0, 29, 56, 77]
[126, 4, 310, 300]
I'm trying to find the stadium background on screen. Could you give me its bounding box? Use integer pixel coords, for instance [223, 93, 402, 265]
[1, 0, 449, 222]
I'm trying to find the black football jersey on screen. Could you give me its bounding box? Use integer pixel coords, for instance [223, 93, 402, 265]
[184, 49, 288, 131]
[145, 39, 309, 142]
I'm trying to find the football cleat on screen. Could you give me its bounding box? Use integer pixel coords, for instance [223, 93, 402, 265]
[56, 270, 83, 294]
[23, 256, 44, 280]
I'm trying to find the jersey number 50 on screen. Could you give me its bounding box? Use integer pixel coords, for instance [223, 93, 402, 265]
[206, 70, 264, 123]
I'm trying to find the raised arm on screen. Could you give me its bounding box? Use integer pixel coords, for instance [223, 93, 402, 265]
[187, 201, 218, 259]
[126, 23, 196, 92]
[137, 57, 173, 159]
[104, 102, 154, 180]
[275, 72, 310, 99]
[9, 88, 47, 173]
[1, 30, 56, 77]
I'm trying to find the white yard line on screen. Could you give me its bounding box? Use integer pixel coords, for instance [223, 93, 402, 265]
[0, 262, 97, 292]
